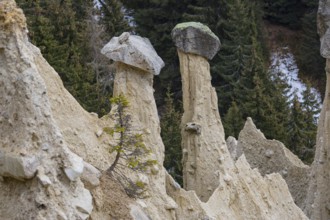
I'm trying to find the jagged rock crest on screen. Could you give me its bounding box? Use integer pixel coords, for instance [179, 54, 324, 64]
[237, 117, 310, 209]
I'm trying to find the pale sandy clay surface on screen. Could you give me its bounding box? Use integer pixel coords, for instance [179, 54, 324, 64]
[167, 41, 308, 219]
[303, 1, 330, 219]
[235, 118, 310, 209]
[0, 2, 325, 219]
[0, 1, 92, 219]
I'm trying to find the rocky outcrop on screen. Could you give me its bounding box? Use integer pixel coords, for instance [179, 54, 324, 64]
[167, 155, 308, 220]
[0, 2, 175, 218]
[168, 22, 308, 219]
[0, 1, 92, 219]
[0, 2, 312, 219]
[237, 118, 310, 208]
[304, 1, 330, 218]
[0, 3, 175, 215]
[101, 32, 177, 219]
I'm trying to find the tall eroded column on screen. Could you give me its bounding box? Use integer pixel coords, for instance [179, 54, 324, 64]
[304, 1, 330, 219]
[101, 33, 177, 219]
[172, 22, 234, 202]
[101, 32, 165, 163]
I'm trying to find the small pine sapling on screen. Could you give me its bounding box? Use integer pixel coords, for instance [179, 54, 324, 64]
[103, 94, 157, 197]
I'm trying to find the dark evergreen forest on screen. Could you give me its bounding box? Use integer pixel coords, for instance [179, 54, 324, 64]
[16, 0, 323, 184]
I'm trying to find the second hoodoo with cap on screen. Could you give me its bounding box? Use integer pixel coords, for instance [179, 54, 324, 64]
[172, 22, 234, 202]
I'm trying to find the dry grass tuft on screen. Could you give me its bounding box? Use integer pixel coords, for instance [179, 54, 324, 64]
[0, 0, 26, 30]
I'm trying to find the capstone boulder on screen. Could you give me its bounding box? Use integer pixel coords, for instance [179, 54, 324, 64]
[101, 32, 164, 75]
[171, 22, 221, 60]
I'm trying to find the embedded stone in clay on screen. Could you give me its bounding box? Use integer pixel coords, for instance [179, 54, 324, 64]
[0, 152, 39, 180]
[81, 162, 101, 189]
[185, 122, 201, 135]
[63, 150, 84, 181]
[71, 188, 93, 219]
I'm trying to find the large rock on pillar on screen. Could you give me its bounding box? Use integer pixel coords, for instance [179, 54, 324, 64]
[172, 22, 234, 202]
[101, 32, 165, 162]
[101, 32, 164, 76]
[101, 32, 177, 219]
[304, 1, 330, 218]
[172, 22, 221, 60]
[168, 22, 307, 219]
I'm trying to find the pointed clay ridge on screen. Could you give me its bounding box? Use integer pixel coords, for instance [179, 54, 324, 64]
[0, 1, 92, 219]
[318, 0, 330, 58]
[238, 118, 310, 209]
[303, 1, 330, 218]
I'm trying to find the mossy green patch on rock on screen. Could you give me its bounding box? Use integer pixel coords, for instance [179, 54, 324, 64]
[173, 22, 219, 41]
[172, 22, 221, 60]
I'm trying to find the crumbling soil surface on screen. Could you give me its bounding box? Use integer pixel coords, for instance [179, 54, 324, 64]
[91, 174, 134, 220]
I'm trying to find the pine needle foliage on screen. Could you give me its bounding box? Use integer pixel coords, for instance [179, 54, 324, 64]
[103, 95, 157, 197]
[296, 3, 326, 96]
[161, 88, 183, 186]
[287, 95, 306, 157]
[223, 101, 244, 138]
[16, 0, 130, 116]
